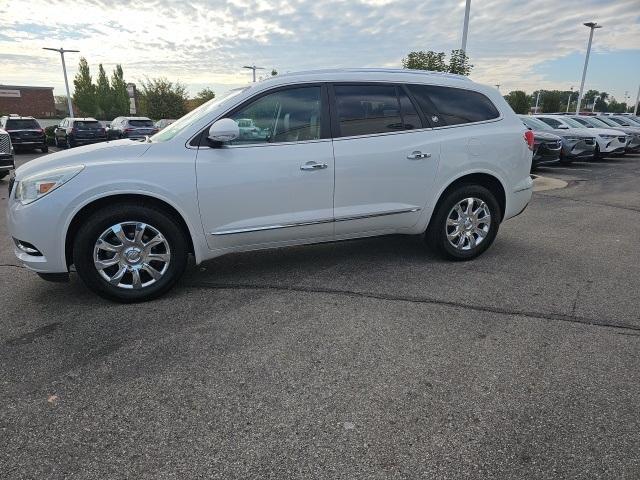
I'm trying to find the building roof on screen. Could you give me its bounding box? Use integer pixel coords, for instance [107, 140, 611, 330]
[0, 85, 54, 91]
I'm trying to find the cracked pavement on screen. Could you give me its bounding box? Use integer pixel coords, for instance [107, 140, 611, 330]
[1, 151, 639, 479]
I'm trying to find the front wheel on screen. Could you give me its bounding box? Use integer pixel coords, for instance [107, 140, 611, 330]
[73, 203, 189, 302]
[41, 144, 49, 153]
[426, 185, 501, 261]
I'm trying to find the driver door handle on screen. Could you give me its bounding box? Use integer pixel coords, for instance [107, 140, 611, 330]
[407, 151, 431, 160]
[300, 162, 328, 171]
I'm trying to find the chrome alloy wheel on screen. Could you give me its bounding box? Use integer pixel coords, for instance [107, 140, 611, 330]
[93, 222, 171, 289]
[445, 197, 491, 251]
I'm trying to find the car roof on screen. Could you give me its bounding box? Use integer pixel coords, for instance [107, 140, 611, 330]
[123, 116, 151, 121]
[4, 115, 36, 120]
[68, 117, 98, 121]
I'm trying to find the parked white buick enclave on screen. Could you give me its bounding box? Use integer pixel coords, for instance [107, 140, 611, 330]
[7, 69, 533, 302]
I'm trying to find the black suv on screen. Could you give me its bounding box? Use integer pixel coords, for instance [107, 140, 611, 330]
[54, 117, 107, 148]
[0, 115, 48, 153]
[108, 117, 158, 140]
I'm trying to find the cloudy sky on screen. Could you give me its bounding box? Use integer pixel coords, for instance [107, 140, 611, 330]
[1, 0, 639, 102]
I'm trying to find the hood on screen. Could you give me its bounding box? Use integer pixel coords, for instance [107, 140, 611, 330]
[14, 139, 151, 180]
[532, 131, 562, 141]
[549, 129, 593, 139]
[579, 127, 627, 137]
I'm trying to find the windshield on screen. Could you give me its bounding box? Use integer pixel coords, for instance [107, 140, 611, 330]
[520, 116, 551, 130]
[563, 117, 585, 128]
[623, 117, 640, 126]
[587, 117, 613, 128]
[571, 117, 593, 127]
[6, 119, 40, 130]
[606, 117, 629, 126]
[151, 87, 248, 142]
[74, 121, 101, 129]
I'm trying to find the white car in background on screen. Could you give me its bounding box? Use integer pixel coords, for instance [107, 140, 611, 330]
[570, 115, 640, 153]
[7, 68, 533, 302]
[534, 115, 627, 158]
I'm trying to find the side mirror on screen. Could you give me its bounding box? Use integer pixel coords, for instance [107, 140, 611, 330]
[208, 118, 239, 144]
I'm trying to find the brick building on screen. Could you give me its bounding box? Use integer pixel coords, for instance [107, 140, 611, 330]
[0, 85, 56, 117]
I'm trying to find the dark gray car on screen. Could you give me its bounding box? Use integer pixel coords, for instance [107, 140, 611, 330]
[519, 115, 596, 164]
[109, 117, 158, 140]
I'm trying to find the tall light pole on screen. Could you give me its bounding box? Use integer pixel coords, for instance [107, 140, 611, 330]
[461, 0, 471, 53]
[575, 22, 602, 115]
[566, 86, 574, 113]
[634, 84, 640, 115]
[242, 65, 265, 83]
[43, 47, 78, 118]
[535, 91, 542, 114]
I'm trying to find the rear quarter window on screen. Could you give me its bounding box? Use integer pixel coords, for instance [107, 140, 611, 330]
[407, 84, 499, 126]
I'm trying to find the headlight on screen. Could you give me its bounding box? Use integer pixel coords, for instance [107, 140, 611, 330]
[14, 165, 84, 205]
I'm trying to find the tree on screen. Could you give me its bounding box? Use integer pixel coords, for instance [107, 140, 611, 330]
[193, 87, 216, 107]
[402, 51, 447, 72]
[138, 77, 188, 119]
[73, 57, 97, 116]
[95, 64, 111, 119]
[582, 89, 599, 110]
[504, 90, 530, 114]
[110, 64, 130, 117]
[448, 49, 473, 75]
[541, 90, 561, 113]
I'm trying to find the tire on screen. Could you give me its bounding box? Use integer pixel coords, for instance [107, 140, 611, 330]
[54, 136, 59, 148]
[0, 172, 7, 180]
[594, 144, 601, 160]
[426, 185, 501, 261]
[73, 203, 189, 302]
[41, 144, 49, 153]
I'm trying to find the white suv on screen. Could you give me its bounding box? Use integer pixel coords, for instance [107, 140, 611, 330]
[7, 69, 533, 302]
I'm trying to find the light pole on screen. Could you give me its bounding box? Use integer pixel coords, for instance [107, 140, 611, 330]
[43, 47, 78, 118]
[634, 84, 640, 115]
[566, 86, 574, 113]
[242, 65, 265, 83]
[575, 22, 602, 115]
[534, 91, 542, 114]
[461, 0, 471, 53]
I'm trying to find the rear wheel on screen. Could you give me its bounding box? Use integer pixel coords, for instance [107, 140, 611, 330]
[426, 185, 501, 261]
[73, 203, 189, 302]
[41, 144, 49, 153]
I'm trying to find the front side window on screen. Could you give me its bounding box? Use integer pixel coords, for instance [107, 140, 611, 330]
[227, 86, 322, 144]
[407, 84, 499, 126]
[334, 84, 403, 137]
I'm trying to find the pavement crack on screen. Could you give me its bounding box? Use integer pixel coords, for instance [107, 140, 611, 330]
[0, 263, 25, 269]
[185, 281, 640, 336]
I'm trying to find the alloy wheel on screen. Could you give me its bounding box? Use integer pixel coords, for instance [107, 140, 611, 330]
[445, 197, 491, 251]
[93, 221, 171, 289]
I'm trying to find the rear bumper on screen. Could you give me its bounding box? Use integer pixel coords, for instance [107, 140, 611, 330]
[0, 153, 14, 171]
[505, 177, 533, 221]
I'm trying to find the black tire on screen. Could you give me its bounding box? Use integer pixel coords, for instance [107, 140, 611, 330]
[426, 184, 501, 261]
[73, 203, 189, 302]
[41, 144, 49, 153]
[594, 144, 602, 160]
[66, 136, 75, 148]
[0, 172, 7, 180]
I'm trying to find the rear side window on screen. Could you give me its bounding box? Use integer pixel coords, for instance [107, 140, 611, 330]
[334, 84, 403, 137]
[407, 85, 499, 126]
[74, 121, 100, 129]
[6, 119, 40, 130]
[537, 117, 563, 129]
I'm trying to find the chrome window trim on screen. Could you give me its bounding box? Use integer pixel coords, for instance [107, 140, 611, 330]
[210, 207, 421, 235]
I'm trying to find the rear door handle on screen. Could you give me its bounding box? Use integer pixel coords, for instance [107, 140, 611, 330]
[407, 151, 431, 160]
[300, 161, 328, 171]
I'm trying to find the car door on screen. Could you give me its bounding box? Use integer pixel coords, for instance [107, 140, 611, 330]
[329, 83, 441, 237]
[196, 84, 335, 250]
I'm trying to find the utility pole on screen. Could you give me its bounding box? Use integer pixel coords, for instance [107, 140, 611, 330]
[461, 0, 471, 53]
[634, 84, 640, 115]
[566, 86, 574, 113]
[535, 91, 542, 114]
[43, 47, 79, 118]
[576, 22, 602, 115]
[242, 65, 265, 83]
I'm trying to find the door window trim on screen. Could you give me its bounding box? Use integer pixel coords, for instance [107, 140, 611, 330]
[190, 83, 331, 149]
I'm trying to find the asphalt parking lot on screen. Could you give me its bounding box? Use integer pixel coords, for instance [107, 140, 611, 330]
[1, 149, 639, 479]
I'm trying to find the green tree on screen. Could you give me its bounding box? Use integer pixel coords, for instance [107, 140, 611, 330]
[138, 77, 188, 119]
[448, 49, 473, 75]
[582, 89, 599, 110]
[541, 90, 561, 113]
[95, 64, 111, 119]
[193, 87, 216, 107]
[402, 51, 447, 72]
[595, 91, 609, 112]
[504, 90, 531, 114]
[110, 64, 130, 117]
[73, 57, 97, 116]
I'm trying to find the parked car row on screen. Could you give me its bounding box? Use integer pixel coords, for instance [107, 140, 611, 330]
[0, 114, 178, 152]
[519, 113, 640, 170]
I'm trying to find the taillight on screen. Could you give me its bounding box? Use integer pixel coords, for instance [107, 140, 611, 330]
[524, 130, 535, 151]
[124, 128, 134, 133]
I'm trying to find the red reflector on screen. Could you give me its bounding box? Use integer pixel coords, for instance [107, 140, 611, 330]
[524, 130, 535, 150]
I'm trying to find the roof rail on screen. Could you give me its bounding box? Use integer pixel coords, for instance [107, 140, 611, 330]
[275, 68, 472, 81]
